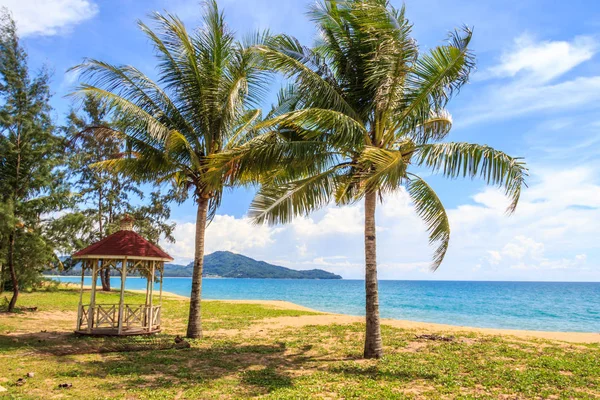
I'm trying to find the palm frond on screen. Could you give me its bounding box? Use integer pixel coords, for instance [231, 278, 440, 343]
[257, 34, 359, 119]
[72, 84, 171, 144]
[358, 146, 409, 195]
[249, 165, 346, 225]
[406, 175, 450, 271]
[257, 108, 367, 150]
[415, 142, 528, 213]
[396, 27, 474, 131]
[409, 109, 453, 144]
[91, 157, 175, 184]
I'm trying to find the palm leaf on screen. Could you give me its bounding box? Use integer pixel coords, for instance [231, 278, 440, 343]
[249, 165, 346, 225]
[415, 142, 527, 213]
[406, 175, 450, 271]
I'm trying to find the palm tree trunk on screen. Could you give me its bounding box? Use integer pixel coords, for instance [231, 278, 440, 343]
[101, 265, 110, 291]
[7, 232, 18, 312]
[186, 196, 209, 339]
[363, 191, 383, 358]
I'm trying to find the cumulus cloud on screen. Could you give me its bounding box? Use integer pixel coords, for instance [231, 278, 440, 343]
[485, 34, 597, 84]
[485, 235, 587, 272]
[0, 0, 98, 37]
[162, 214, 277, 264]
[461, 35, 600, 125]
[291, 206, 364, 236]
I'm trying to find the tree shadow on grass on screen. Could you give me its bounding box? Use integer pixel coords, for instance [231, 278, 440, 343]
[0, 331, 76, 352]
[54, 340, 299, 397]
[329, 362, 439, 382]
[1, 329, 442, 397]
[0, 332, 189, 355]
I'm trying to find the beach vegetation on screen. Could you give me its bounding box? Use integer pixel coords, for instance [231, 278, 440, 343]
[1, 289, 597, 399]
[0, 12, 69, 311]
[71, 0, 270, 338]
[216, 0, 527, 358]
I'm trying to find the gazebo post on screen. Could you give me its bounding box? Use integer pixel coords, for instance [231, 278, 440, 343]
[87, 259, 98, 334]
[117, 257, 127, 335]
[147, 260, 155, 332]
[159, 263, 163, 305]
[76, 261, 86, 331]
[144, 264, 150, 306]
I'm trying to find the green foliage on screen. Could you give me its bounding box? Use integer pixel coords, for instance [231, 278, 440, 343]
[60, 95, 175, 257]
[217, 0, 527, 271]
[63, 94, 141, 240]
[71, 1, 270, 220]
[1, 290, 598, 399]
[0, 11, 69, 304]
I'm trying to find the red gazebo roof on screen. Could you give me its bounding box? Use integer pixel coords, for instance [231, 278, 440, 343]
[72, 230, 173, 261]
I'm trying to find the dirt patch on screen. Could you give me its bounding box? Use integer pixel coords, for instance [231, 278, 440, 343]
[401, 341, 429, 353]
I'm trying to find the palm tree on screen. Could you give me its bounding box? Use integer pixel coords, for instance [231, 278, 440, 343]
[71, 0, 268, 338]
[216, 0, 527, 358]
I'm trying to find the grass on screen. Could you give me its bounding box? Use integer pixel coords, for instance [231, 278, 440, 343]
[0, 289, 598, 399]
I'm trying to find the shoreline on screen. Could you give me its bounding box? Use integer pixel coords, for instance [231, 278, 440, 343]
[58, 281, 600, 343]
[130, 289, 600, 343]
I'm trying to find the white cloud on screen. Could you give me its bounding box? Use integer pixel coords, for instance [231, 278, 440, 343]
[486, 34, 597, 84]
[291, 205, 364, 236]
[463, 76, 600, 125]
[162, 214, 276, 264]
[0, 0, 98, 37]
[461, 35, 600, 125]
[482, 235, 584, 272]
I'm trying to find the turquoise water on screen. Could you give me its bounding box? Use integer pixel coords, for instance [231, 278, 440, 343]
[54, 277, 600, 332]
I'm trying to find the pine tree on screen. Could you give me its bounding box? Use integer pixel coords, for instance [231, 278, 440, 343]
[62, 95, 175, 288]
[0, 11, 67, 311]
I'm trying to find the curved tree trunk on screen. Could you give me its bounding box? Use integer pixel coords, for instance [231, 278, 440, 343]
[7, 232, 18, 312]
[101, 266, 110, 291]
[363, 191, 383, 358]
[186, 196, 209, 339]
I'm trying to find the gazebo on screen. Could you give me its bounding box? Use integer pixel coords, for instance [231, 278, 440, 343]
[72, 216, 173, 336]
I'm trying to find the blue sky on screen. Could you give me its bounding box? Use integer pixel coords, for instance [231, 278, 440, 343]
[4, 0, 600, 281]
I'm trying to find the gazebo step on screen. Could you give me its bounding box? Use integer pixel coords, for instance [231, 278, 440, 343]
[74, 327, 161, 336]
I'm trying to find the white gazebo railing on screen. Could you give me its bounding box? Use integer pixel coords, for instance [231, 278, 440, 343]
[77, 303, 162, 334]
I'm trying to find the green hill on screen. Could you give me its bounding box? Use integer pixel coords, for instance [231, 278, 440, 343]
[165, 251, 342, 279]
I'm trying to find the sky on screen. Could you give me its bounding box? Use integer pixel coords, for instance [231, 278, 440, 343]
[3, 0, 600, 281]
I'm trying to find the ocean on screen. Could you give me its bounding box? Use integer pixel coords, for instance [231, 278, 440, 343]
[52, 277, 600, 333]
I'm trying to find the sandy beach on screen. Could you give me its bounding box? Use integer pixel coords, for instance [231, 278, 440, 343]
[125, 289, 600, 344]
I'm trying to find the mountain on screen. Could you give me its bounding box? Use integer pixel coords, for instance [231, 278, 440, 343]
[50, 251, 342, 279]
[164, 251, 342, 279]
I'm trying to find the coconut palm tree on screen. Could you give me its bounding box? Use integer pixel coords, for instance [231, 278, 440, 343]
[71, 0, 268, 338]
[215, 0, 527, 358]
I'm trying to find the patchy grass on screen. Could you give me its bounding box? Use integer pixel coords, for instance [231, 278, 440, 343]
[0, 289, 598, 399]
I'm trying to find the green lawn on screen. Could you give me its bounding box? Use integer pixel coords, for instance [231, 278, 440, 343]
[0, 289, 598, 399]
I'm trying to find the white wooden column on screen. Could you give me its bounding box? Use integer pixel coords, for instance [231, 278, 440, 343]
[117, 257, 127, 334]
[159, 263, 163, 305]
[76, 262, 85, 331]
[147, 260, 155, 332]
[87, 259, 98, 333]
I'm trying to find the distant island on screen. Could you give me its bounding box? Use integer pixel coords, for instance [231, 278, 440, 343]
[50, 251, 342, 280]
